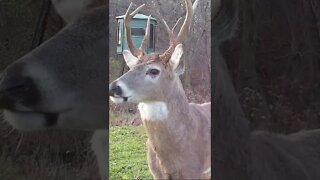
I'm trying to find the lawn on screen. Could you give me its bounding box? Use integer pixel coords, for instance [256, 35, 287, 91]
[109, 126, 152, 180]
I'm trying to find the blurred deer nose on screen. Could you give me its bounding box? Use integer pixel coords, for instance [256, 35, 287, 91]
[0, 72, 19, 109]
[0, 65, 40, 109]
[109, 83, 122, 97]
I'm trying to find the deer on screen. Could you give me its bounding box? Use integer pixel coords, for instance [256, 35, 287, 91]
[109, 0, 211, 179]
[0, 0, 107, 179]
[213, 0, 320, 179]
[51, 0, 105, 23]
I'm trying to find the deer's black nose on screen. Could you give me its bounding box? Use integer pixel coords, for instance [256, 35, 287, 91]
[0, 64, 40, 109]
[0, 73, 15, 109]
[109, 83, 122, 97]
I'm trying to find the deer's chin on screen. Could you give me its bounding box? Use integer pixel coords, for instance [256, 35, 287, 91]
[110, 96, 129, 104]
[3, 110, 59, 131]
[3, 105, 106, 131]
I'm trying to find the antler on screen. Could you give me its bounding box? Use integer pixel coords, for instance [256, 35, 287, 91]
[124, 2, 151, 59]
[159, 0, 199, 63]
[161, 17, 183, 46]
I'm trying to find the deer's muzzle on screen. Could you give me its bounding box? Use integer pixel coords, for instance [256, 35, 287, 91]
[109, 83, 122, 97]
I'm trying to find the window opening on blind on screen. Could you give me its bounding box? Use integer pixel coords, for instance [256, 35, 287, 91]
[117, 22, 122, 46]
[131, 28, 145, 36]
[149, 24, 154, 49]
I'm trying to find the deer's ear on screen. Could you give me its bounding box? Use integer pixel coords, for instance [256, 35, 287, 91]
[169, 44, 184, 71]
[123, 50, 139, 69]
[175, 56, 185, 76]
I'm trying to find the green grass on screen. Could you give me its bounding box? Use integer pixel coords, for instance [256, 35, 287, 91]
[110, 126, 152, 180]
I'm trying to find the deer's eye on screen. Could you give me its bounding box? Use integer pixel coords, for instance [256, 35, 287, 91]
[147, 69, 160, 76]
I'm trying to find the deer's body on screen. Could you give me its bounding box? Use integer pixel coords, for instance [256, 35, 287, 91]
[0, 1, 108, 179]
[213, 0, 320, 179]
[139, 82, 211, 179]
[251, 129, 320, 180]
[109, 0, 211, 179]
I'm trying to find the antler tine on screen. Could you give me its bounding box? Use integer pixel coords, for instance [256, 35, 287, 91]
[159, 0, 196, 63]
[161, 17, 183, 46]
[192, 0, 200, 14]
[168, 0, 198, 42]
[161, 18, 175, 46]
[130, 3, 145, 17]
[124, 2, 146, 58]
[152, 4, 182, 47]
[139, 15, 151, 53]
[175, 0, 193, 45]
[172, 17, 183, 34]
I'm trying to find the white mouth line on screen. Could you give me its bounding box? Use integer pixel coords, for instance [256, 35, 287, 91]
[110, 96, 125, 103]
[8, 108, 71, 114]
[109, 96, 130, 100]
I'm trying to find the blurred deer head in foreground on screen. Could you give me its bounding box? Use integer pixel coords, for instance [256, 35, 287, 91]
[109, 0, 211, 179]
[0, 0, 108, 179]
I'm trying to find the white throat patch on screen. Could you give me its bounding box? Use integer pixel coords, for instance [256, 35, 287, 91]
[138, 102, 168, 121]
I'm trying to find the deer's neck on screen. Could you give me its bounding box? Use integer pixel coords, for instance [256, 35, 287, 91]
[138, 77, 192, 146]
[138, 77, 189, 122]
[213, 48, 251, 179]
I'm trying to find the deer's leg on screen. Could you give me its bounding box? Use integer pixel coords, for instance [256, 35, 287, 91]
[91, 130, 108, 180]
[146, 139, 165, 179]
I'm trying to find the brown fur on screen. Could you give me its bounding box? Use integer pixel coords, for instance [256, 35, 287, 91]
[141, 77, 211, 179]
[213, 0, 320, 179]
[110, 1, 210, 178]
[110, 50, 211, 179]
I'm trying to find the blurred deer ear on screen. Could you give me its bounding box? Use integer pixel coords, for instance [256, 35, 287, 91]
[123, 50, 139, 69]
[169, 44, 184, 71]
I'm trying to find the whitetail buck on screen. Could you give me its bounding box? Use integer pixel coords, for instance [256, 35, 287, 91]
[0, 0, 107, 179]
[109, 0, 211, 179]
[213, 0, 320, 179]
